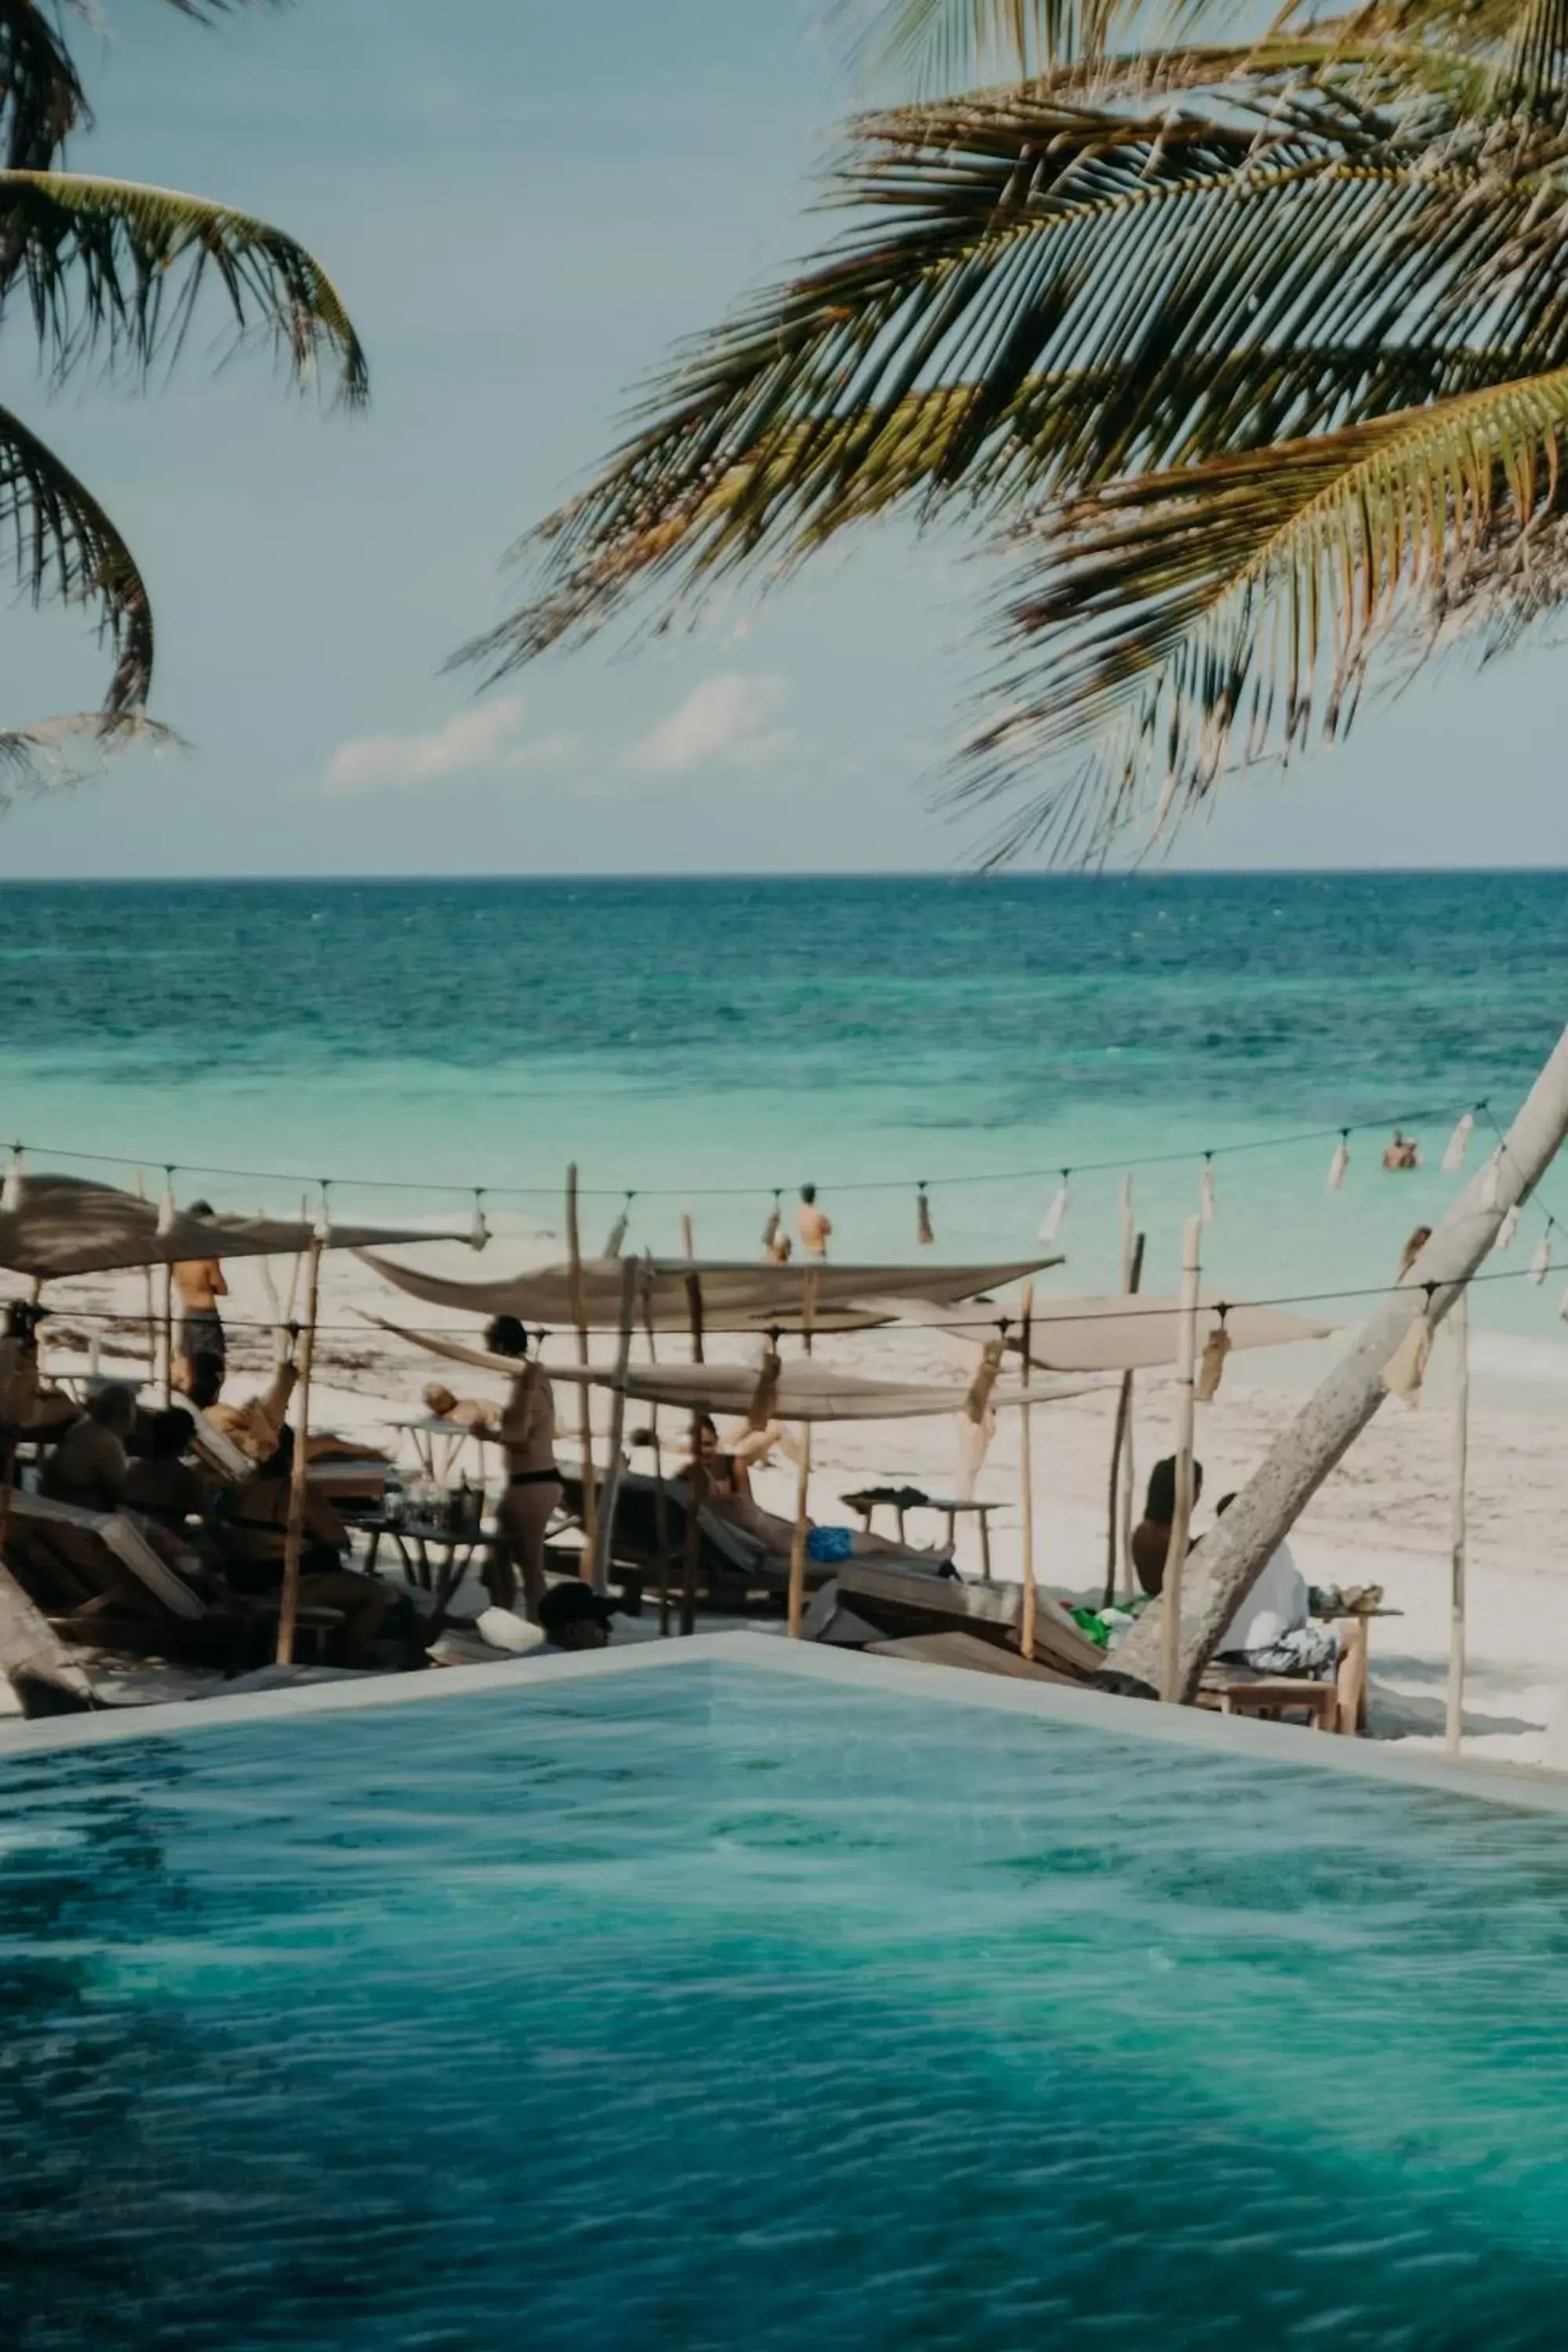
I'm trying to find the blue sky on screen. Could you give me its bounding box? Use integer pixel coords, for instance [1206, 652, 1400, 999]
[2, 0, 1566, 877]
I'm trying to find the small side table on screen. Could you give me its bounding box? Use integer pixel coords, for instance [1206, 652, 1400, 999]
[920, 1498, 1006, 1582]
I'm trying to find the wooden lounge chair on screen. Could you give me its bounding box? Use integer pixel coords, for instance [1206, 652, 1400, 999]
[818, 1561, 1106, 1681]
[2, 1492, 342, 1668]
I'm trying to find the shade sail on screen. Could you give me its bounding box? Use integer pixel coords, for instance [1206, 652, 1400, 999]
[0, 1176, 455, 1280]
[357, 1252, 1060, 1333]
[1004, 1294, 1333, 1374]
[361, 1312, 1101, 1421]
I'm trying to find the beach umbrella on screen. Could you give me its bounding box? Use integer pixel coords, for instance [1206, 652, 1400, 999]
[0, 1174, 450, 1279]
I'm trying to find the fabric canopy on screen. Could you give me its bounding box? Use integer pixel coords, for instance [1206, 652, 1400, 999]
[0, 1175, 454, 1280]
[361, 1312, 1101, 1422]
[357, 1251, 1059, 1333]
[1007, 1294, 1333, 1374]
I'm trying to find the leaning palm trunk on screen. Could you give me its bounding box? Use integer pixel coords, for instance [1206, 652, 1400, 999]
[1105, 1020, 1568, 1703]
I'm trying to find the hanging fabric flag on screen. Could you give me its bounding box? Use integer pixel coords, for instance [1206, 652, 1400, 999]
[313, 1184, 332, 1243]
[1498, 1203, 1521, 1250]
[470, 1191, 491, 1252]
[1039, 1173, 1070, 1244]
[155, 1168, 176, 1236]
[1532, 1228, 1553, 1287]
[1441, 1111, 1475, 1174]
[956, 1334, 1006, 1498]
[916, 1184, 935, 1247]
[1482, 1152, 1503, 1212]
[0, 1146, 22, 1216]
[1195, 1322, 1231, 1403]
[746, 1340, 783, 1431]
[761, 1190, 782, 1254]
[1199, 1157, 1216, 1226]
[603, 1192, 633, 1258]
[1328, 1132, 1350, 1192]
[1381, 1304, 1432, 1406]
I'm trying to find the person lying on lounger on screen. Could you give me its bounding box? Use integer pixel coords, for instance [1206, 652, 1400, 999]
[683, 1417, 949, 1565]
[123, 1406, 209, 1531]
[212, 1426, 390, 1666]
[41, 1385, 136, 1513]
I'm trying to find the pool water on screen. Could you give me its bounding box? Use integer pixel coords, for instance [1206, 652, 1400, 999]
[4, 1660, 1568, 2350]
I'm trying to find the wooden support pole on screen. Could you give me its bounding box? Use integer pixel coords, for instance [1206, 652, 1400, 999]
[1160, 1214, 1203, 1706]
[161, 1260, 174, 1406]
[641, 1265, 672, 1638]
[679, 1252, 705, 1639]
[786, 1272, 818, 1639]
[1104, 1232, 1146, 1608]
[590, 1258, 637, 1599]
[565, 1163, 597, 1577]
[1446, 1288, 1469, 1756]
[134, 1173, 157, 1381]
[275, 1237, 323, 1668]
[1019, 1282, 1037, 1664]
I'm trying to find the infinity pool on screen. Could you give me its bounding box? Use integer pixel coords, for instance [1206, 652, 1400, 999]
[3, 1648, 1568, 2349]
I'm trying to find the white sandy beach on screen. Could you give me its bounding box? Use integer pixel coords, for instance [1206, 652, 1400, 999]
[26, 1233, 1568, 1767]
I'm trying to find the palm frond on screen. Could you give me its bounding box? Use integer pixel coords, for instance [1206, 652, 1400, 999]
[0, 397, 153, 710]
[0, 2, 86, 169]
[0, 709, 182, 814]
[0, 170, 368, 401]
[954, 364, 1568, 862]
[468, 86, 1568, 670]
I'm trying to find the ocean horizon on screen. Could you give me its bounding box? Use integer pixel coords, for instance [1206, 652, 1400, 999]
[4, 869, 1566, 1352]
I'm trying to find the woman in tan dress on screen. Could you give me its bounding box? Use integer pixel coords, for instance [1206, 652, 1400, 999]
[485, 1315, 560, 1616]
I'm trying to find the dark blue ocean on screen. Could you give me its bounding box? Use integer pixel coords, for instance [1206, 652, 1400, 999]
[2, 871, 1566, 1329]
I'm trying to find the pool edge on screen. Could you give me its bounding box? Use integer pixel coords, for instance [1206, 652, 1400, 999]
[3, 1631, 1567, 1817]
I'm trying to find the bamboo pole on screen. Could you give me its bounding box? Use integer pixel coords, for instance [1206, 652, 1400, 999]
[1446, 1288, 1470, 1756]
[275, 1237, 323, 1668]
[134, 1173, 157, 1381]
[1104, 1232, 1145, 1608]
[679, 1246, 705, 1639]
[565, 1163, 597, 1577]
[161, 1261, 174, 1406]
[590, 1258, 637, 1599]
[641, 1264, 672, 1638]
[1160, 1214, 1203, 1706]
[786, 1272, 818, 1639]
[1120, 1184, 1140, 1601]
[1019, 1283, 1037, 1664]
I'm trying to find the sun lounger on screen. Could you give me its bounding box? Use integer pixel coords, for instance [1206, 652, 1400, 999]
[864, 1631, 1080, 1685]
[827, 1560, 1106, 1680]
[4, 1492, 206, 1621]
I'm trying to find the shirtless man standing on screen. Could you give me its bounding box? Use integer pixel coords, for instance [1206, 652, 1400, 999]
[173, 1200, 228, 1392]
[796, 1184, 832, 1257]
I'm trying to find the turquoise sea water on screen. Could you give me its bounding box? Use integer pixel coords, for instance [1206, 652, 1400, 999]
[2, 873, 1567, 1334]
[4, 1661, 1568, 2349]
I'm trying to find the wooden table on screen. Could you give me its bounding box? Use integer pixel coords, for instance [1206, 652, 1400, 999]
[841, 1488, 1005, 1578]
[361, 1514, 486, 1625]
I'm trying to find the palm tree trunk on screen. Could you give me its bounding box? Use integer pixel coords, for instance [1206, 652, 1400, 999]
[1103, 1020, 1568, 1704]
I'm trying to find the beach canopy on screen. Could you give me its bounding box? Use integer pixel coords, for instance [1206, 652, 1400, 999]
[358, 1251, 1061, 1334]
[1004, 1293, 1332, 1373]
[0, 1175, 452, 1281]
[361, 1312, 1101, 1421]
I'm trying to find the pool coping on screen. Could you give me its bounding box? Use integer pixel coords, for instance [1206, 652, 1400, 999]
[3, 1631, 1568, 1817]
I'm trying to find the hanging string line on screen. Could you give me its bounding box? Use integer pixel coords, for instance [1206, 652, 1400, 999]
[33, 1255, 1551, 1341]
[0, 1095, 1491, 1205]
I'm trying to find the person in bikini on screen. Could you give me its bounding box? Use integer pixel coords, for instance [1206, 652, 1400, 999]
[486, 1316, 561, 1617]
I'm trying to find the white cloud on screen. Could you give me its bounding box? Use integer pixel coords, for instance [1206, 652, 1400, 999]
[627, 673, 793, 775]
[319, 696, 579, 797]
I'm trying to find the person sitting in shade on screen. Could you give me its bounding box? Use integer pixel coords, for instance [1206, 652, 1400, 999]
[422, 1381, 499, 1434]
[1382, 1131, 1421, 1172]
[1211, 1493, 1338, 1678]
[685, 1415, 948, 1566]
[213, 1425, 389, 1665]
[536, 1580, 615, 1653]
[41, 1385, 136, 1513]
[123, 1406, 209, 1532]
[1131, 1454, 1203, 1595]
[795, 1184, 832, 1257]
[188, 1346, 297, 1465]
